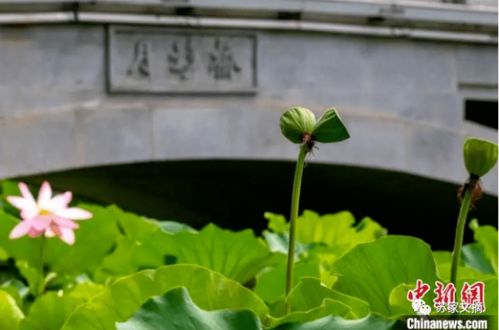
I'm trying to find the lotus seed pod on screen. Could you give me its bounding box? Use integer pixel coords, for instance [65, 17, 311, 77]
[312, 108, 350, 143]
[280, 107, 317, 144]
[463, 137, 498, 177]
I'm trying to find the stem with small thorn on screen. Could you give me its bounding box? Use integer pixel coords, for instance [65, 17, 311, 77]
[450, 183, 473, 285]
[285, 144, 308, 312]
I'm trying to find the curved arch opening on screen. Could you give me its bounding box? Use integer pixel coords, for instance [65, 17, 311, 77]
[16, 160, 498, 250]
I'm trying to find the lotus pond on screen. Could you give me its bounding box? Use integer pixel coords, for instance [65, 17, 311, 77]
[0, 107, 497, 329]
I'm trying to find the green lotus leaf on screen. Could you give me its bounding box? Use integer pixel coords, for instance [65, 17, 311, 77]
[286, 277, 369, 318]
[165, 223, 276, 284]
[432, 249, 494, 281]
[462, 243, 495, 274]
[388, 283, 419, 316]
[21, 293, 82, 330]
[156, 220, 196, 234]
[441, 221, 497, 275]
[0, 246, 8, 261]
[254, 260, 321, 304]
[468, 219, 498, 274]
[436, 263, 495, 282]
[0, 279, 28, 309]
[0, 210, 42, 268]
[61, 264, 269, 329]
[19, 285, 103, 330]
[265, 210, 386, 257]
[0, 290, 23, 329]
[332, 236, 439, 317]
[117, 287, 263, 330]
[265, 212, 289, 233]
[265, 277, 370, 328]
[267, 300, 353, 329]
[280, 107, 316, 144]
[45, 204, 121, 277]
[463, 137, 498, 177]
[94, 205, 192, 281]
[312, 108, 350, 143]
[271, 314, 395, 330]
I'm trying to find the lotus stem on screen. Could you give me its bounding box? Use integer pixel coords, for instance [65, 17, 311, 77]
[36, 235, 46, 296]
[450, 181, 473, 285]
[285, 144, 308, 312]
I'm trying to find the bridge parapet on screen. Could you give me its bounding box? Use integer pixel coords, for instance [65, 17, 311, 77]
[0, 1, 496, 193]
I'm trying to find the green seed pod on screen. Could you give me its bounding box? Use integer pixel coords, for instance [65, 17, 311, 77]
[312, 108, 350, 143]
[463, 137, 498, 177]
[280, 107, 316, 144]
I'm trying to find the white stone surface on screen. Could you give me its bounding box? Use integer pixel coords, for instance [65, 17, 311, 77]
[0, 24, 496, 194]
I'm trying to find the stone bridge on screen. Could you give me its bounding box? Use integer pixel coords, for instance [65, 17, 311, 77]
[0, 0, 497, 193]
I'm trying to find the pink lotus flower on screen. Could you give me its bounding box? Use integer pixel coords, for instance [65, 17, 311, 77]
[6, 181, 92, 245]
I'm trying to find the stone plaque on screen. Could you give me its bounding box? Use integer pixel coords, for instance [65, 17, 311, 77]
[108, 25, 257, 93]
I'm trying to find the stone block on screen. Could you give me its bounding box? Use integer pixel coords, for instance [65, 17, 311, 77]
[455, 45, 498, 86]
[257, 33, 372, 104]
[152, 107, 233, 159]
[0, 25, 104, 117]
[368, 92, 461, 129]
[2, 112, 78, 177]
[406, 124, 464, 182]
[0, 119, 8, 177]
[367, 41, 455, 94]
[76, 107, 153, 166]
[315, 114, 408, 171]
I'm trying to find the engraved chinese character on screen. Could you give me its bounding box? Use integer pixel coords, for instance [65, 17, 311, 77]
[208, 38, 241, 80]
[127, 40, 151, 79]
[168, 37, 194, 80]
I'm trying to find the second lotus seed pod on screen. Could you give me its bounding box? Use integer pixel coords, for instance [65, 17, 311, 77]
[463, 138, 498, 177]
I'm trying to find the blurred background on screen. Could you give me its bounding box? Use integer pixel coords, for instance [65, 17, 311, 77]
[0, 0, 497, 250]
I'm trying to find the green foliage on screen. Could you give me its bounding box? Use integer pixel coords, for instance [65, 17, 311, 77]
[61, 264, 269, 329]
[462, 243, 495, 274]
[0, 290, 24, 329]
[0, 210, 42, 269]
[332, 236, 439, 317]
[95, 205, 174, 280]
[44, 204, 121, 277]
[469, 219, 498, 273]
[166, 223, 277, 284]
[20, 282, 105, 330]
[286, 278, 369, 318]
[117, 287, 263, 330]
[271, 314, 395, 330]
[255, 260, 320, 304]
[20, 292, 85, 330]
[265, 210, 386, 257]
[265, 277, 372, 328]
[0, 183, 496, 330]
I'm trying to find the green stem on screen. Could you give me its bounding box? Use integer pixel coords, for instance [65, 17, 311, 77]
[36, 235, 46, 297]
[285, 145, 308, 312]
[450, 186, 472, 285]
